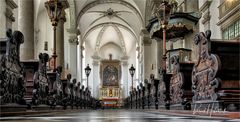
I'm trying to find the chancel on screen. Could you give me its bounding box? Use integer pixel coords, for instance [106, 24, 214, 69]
[0, 0, 239, 121]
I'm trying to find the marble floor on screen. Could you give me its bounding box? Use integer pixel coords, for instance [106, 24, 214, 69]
[0, 110, 239, 122]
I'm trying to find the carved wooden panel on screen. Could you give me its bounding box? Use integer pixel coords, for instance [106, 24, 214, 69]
[32, 53, 49, 104]
[0, 29, 25, 104]
[192, 30, 221, 101]
[170, 55, 183, 104]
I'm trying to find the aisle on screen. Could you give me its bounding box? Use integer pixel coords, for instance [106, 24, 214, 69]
[0, 110, 239, 122]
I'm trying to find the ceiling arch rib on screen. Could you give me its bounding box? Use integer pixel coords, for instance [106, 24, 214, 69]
[76, 0, 144, 28]
[82, 22, 138, 45]
[112, 25, 127, 55]
[95, 25, 108, 51]
[94, 25, 127, 55]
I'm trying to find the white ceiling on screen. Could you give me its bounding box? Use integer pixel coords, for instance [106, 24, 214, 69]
[78, 0, 145, 59]
[35, 0, 147, 59]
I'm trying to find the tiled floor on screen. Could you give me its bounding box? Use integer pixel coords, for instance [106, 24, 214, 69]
[0, 110, 239, 122]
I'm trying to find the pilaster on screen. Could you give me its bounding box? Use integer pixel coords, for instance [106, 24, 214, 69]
[67, 28, 80, 79]
[18, 0, 34, 60]
[56, 12, 66, 68]
[92, 56, 100, 98]
[0, 0, 17, 38]
[121, 57, 129, 97]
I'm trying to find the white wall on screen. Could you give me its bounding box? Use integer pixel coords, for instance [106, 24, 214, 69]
[209, 0, 221, 39]
[199, 0, 221, 39]
[35, 10, 53, 59]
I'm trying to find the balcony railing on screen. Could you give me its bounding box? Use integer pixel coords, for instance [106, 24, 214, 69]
[219, 0, 240, 19]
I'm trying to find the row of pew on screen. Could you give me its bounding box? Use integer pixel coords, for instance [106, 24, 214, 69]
[124, 30, 240, 111]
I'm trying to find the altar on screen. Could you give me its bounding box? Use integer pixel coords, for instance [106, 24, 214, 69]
[99, 55, 123, 108]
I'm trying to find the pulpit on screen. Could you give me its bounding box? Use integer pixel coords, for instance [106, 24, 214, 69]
[99, 55, 123, 108]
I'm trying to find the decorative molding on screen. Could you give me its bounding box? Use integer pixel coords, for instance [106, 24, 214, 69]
[92, 60, 99, 66]
[199, 0, 212, 12]
[121, 60, 128, 66]
[6, 0, 18, 9]
[121, 55, 129, 60]
[92, 52, 101, 60]
[68, 37, 78, 45]
[67, 28, 80, 44]
[5, 7, 15, 22]
[140, 29, 152, 45]
[217, 4, 240, 27]
[202, 11, 211, 24]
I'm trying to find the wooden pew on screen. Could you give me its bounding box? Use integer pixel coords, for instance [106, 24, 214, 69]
[168, 56, 194, 110]
[210, 40, 240, 111]
[192, 30, 240, 112]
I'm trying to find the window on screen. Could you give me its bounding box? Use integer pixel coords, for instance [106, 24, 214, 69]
[238, 20, 240, 36]
[229, 25, 234, 39]
[235, 20, 238, 37]
[222, 19, 240, 39]
[223, 29, 228, 39]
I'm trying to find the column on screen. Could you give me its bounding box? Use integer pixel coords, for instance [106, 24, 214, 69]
[143, 37, 152, 80]
[67, 28, 80, 79]
[56, 12, 66, 67]
[18, 0, 33, 60]
[141, 29, 154, 80]
[121, 60, 128, 97]
[155, 38, 163, 80]
[77, 44, 84, 83]
[92, 58, 100, 98]
[0, 0, 17, 38]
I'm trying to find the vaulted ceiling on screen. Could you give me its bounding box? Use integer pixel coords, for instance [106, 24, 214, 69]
[77, 0, 146, 59]
[36, 0, 148, 59]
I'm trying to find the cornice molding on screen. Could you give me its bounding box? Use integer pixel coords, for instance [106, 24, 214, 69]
[6, 0, 17, 9]
[199, 0, 212, 12]
[217, 5, 240, 27]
